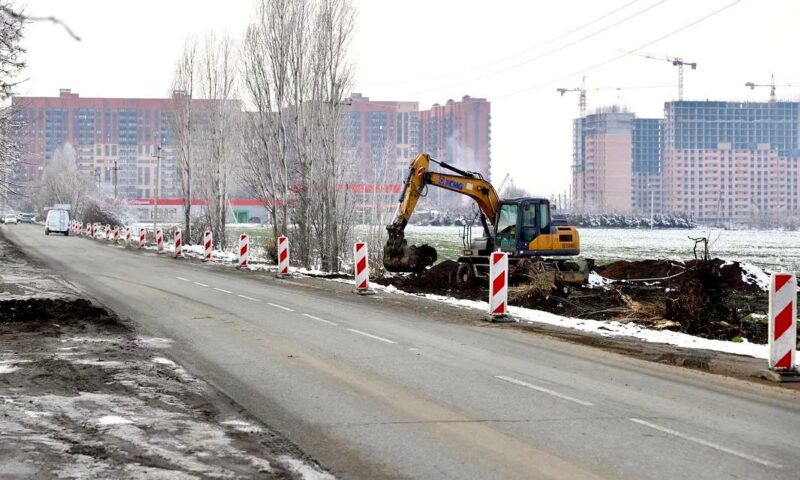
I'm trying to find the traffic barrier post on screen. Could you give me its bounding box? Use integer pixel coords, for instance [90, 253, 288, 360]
[113, 226, 120, 244]
[352, 241, 374, 295]
[277, 235, 289, 277]
[203, 230, 212, 262]
[762, 273, 799, 382]
[124, 227, 132, 246]
[155, 227, 164, 253]
[174, 229, 182, 258]
[85, 223, 91, 236]
[138, 228, 146, 249]
[488, 251, 511, 321]
[104, 225, 111, 241]
[239, 233, 249, 268]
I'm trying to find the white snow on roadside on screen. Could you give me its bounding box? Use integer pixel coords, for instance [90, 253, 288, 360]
[0, 365, 20, 374]
[587, 272, 613, 288]
[97, 415, 133, 426]
[739, 262, 771, 291]
[221, 419, 262, 433]
[151, 357, 177, 367]
[277, 455, 335, 480]
[136, 337, 174, 349]
[359, 281, 771, 360]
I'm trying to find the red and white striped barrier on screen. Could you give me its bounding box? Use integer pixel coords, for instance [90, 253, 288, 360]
[155, 227, 164, 253]
[203, 230, 212, 262]
[138, 228, 146, 249]
[173, 229, 182, 258]
[277, 235, 289, 276]
[85, 223, 91, 236]
[239, 233, 249, 268]
[768, 273, 797, 371]
[353, 242, 370, 292]
[489, 251, 509, 318]
[113, 226, 120, 243]
[92, 223, 99, 238]
[124, 227, 132, 246]
[104, 225, 111, 240]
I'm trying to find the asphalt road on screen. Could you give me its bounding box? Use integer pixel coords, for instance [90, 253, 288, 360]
[3, 223, 800, 479]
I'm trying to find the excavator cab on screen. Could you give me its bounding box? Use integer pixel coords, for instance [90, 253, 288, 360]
[494, 199, 554, 254]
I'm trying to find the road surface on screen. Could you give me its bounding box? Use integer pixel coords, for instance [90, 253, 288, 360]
[3, 223, 800, 479]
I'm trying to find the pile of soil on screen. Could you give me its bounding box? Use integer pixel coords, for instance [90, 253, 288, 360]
[378, 256, 787, 344]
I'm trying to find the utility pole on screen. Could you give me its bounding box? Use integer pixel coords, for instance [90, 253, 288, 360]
[113, 159, 118, 198]
[153, 144, 162, 233]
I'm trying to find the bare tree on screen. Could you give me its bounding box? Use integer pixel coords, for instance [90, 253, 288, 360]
[196, 32, 240, 249]
[0, 3, 24, 200]
[37, 144, 96, 215]
[169, 37, 198, 238]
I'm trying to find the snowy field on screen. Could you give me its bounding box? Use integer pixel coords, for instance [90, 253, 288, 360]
[136, 223, 800, 273]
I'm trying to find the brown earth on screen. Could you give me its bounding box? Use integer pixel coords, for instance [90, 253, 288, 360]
[376, 257, 790, 345]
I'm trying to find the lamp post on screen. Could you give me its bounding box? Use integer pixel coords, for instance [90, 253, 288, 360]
[113, 159, 118, 199]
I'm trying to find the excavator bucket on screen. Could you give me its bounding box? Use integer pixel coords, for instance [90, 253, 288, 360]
[383, 232, 437, 273]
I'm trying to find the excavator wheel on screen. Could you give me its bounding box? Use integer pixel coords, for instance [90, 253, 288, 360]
[455, 262, 476, 289]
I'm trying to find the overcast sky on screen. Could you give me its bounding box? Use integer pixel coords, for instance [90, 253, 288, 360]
[19, 0, 800, 196]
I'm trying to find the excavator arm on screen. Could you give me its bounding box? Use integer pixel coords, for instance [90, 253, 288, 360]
[384, 153, 501, 272]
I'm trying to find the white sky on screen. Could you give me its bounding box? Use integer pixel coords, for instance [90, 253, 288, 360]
[19, 0, 800, 196]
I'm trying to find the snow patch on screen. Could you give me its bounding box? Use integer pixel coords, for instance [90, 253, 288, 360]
[137, 337, 174, 349]
[221, 419, 262, 433]
[97, 415, 133, 426]
[587, 272, 613, 288]
[151, 357, 177, 367]
[739, 262, 771, 291]
[277, 455, 335, 480]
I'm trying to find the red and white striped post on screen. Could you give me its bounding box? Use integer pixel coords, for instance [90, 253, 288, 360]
[104, 224, 110, 241]
[238, 233, 249, 268]
[489, 251, 510, 319]
[85, 223, 91, 236]
[352, 241, 373, 295]
[203, 230, 212, 262]
[766, 273, 798, 379]
[155, 228, 164, 253]
[138, 228, 146, 249]
[124, 227, 132, 246]
[173, 229, 183, 258]
[93, 223, 100, 239]
[277, 235, 289, 276]
[113, 226, 120, 243]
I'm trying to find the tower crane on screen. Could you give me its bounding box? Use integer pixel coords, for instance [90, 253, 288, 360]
[745, 74, 794, 103]
[557, 77, 674, 118]
[630, 52, 696, 100]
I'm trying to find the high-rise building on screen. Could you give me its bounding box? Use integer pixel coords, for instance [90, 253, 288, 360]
[12, 89, 180, 199]
[419, 95, 491, 180]
[661, 101, 800, 221]
[571, 107, 660, 214]
[343, 93, 421, 182]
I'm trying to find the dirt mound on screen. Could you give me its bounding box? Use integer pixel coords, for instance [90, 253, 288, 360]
[0, 298, 126, 335]
[377, 260, 484, 299]
[599, 260, 686, 281]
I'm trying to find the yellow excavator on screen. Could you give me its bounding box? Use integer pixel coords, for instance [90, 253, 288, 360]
[384, 153, 591, 289]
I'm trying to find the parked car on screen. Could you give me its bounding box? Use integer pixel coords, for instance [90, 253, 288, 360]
[45, 209, 70, 235]
[3, 214, 19, 224]
[18, 213, 36, 223]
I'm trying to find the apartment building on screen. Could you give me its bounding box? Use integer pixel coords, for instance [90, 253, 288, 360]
[661, 101, 800, 221]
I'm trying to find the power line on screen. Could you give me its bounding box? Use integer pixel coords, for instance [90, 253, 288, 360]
[495, 0, 743, 100]
[369, 0, 644, 86]
[408, 0, 669, 96]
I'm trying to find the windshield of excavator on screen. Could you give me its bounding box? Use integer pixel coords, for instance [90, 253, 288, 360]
[495, 203, 518, 249]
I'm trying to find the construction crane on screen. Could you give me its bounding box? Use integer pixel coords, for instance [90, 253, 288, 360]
[557, 78, 675, 118]
[630, 52, 696, 100]
[745, 74, 794, 103]
[558, 76, 588, 118]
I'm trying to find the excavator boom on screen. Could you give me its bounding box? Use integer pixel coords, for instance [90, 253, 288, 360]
[384, 153, 500, 272]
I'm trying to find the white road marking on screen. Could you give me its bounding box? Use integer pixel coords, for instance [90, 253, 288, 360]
[194, 282, 209, 287]
[237, 294, 260, 302]
[628, 418, 780, 468]
[213, 287, 233, 294]
[268, 302, 295, 312]
[495, 375, 593, 407]
[346, 328, 397, 344]
[176, 277, 191, 282]
[301, 313, 337, 326]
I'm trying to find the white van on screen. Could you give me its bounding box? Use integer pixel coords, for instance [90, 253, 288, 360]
[45, 209, 70, 236]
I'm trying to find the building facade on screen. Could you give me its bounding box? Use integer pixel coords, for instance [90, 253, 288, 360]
[661, 101, 800, 221]
[12, 89, 181, 199]
[572, 107, 661, 214]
